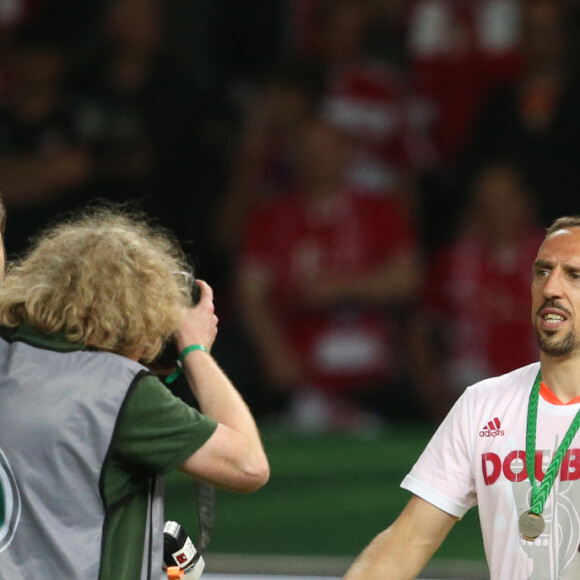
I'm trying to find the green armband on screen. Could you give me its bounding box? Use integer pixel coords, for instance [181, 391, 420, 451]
[165, 344, 209, 384]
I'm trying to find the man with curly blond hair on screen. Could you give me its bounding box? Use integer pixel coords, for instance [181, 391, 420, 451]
[0, 206, 269, 579]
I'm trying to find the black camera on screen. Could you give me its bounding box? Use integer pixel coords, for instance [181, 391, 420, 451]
[191, 282, 201, 306]
[163, 520, 205, 578]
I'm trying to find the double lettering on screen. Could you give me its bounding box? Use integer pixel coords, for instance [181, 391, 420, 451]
[482, 449, 580, 485]
[561, 448, 580, 481]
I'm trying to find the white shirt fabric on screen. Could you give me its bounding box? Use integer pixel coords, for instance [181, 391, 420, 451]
[402, 362, 580, 579]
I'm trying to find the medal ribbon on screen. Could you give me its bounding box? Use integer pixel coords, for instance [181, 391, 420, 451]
[526, 370, 580, 515]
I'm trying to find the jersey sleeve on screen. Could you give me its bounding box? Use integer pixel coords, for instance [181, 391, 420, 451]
[401, 389, 478, 518]
[110, 374, 218, 475]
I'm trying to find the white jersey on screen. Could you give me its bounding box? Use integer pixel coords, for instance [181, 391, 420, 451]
[403, 362, 580, 579]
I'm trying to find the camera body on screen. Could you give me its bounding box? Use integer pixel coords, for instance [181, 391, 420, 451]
[191, 283, 201, 306]
[163, 521, 205, 579]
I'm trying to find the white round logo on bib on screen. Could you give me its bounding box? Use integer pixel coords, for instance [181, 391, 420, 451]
[0, 447, 21, 552]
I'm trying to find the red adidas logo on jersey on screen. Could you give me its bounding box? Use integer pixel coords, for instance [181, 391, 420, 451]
[479, 417, 504, 437]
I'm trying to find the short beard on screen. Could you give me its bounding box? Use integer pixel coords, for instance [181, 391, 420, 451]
[535, 326, 577, 357]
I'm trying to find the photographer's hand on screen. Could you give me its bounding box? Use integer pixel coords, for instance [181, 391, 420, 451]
[174, 280, 218, 353]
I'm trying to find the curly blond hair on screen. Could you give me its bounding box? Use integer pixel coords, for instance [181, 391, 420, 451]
[0, 205, 194, 362]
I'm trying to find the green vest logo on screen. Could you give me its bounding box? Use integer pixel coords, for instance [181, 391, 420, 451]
[0, 447, 20, 553]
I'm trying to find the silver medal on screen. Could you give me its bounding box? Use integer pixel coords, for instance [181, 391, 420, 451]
[519, 511, 545, 541]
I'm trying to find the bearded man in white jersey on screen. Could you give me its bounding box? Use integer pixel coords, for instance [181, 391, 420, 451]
[344, 216, 580, 580]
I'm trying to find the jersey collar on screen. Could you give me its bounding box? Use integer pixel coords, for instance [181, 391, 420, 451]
[4, 323, 86, 352]
[540, 381, 580, 406]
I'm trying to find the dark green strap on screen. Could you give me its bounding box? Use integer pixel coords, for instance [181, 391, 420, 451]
[192, 482, 215, 565]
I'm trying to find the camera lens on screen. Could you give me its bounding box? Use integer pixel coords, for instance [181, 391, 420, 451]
[192, 283, 201, 305]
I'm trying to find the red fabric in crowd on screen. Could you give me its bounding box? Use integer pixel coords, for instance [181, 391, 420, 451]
[241, 189, 417, 392]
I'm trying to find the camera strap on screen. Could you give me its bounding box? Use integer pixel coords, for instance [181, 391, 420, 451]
[192, 482, 215, 564]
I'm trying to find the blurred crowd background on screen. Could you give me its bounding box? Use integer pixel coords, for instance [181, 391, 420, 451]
[2, 0, 580, 434]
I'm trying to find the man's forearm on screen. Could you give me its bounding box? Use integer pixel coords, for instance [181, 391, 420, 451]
[352, 254, 422, 304]
[181, 350, 268, 484]
[344, 496, 457, 580]
[175, 340, 270, 493]
[344, 527, 427, 580]
[182, 350, 260, 440]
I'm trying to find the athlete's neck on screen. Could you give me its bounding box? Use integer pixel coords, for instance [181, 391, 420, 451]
[540, 354, 580, 403]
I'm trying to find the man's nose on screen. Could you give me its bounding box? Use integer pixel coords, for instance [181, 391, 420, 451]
[543, 270, 564, 298]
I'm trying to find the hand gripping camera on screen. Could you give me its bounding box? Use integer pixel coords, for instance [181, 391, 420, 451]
[163, 521, 205, 579]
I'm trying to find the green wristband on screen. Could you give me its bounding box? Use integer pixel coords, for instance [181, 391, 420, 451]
[179, 344, 208, 363]
[165, 344, 209, 384]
